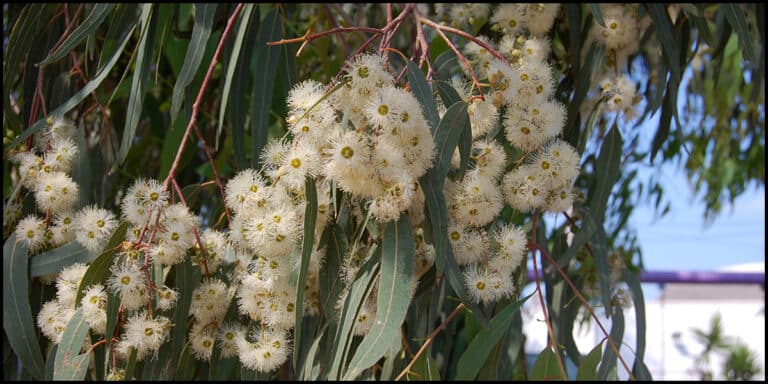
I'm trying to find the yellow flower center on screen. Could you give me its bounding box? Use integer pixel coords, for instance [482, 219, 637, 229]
[290, 158, 302, 169]
[450, 231, 461, 241]
[144, 328, 154, 336]
[26, 230, 35, 239]
[541, 161, 550, 170]
[63, 217, 71, 225]
[171, 233, 179, 241]
[203, 339, 212, 348]
[121, 276, 131, 285]
[341, 146, 354, 159]
[90, 296, 99, 304]
[97, 219, 105, 228]
[509, 19, 517, 28]
[521, 127, 530, 135]
[610, 22, 618, 30]
[301, 125, 310, 132]
[357, 66, 369, 78]
[476, 281, 486, 290]
[520, 73, 529, 81]
[377, 104, 389, 116]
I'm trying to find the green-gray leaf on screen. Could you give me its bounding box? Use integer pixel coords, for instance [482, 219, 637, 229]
[531, 347, 566, 380]
[407, 60, 440, 132]
[455, 294, 533, 380]
[170, 3, 217, 127]
[5, 14, 137, 153]
[116, 4, 158, 168]
[293, 177, 318, 369]
[597, 306, 625, 380]
[344, 215, 415, 380]
[39, 4, 117, 65]
[3, 236, 45, 379]
[54, 307, 91, 380]
[589, 124, 622, 222]
[723, 4, 756, 63]
[74, 221, 129, 306]
[29, 241, 95, 277]
[250, 9, 282, 168]
[576, 340, 603, 380]
[217, 4, 254, 150]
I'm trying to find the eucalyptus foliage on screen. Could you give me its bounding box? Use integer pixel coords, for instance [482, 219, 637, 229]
[3, 3, 763, 381]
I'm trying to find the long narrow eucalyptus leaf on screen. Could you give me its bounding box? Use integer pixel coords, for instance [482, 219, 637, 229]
[293, 177, 318, 369]
[170, 3, 217, 126]
[40, 4, 116, 65]
[3, 236, 45, 379]
[250, 9, 282, 168]
[116, 4, 158, 168]
[217, 4, 254, 150]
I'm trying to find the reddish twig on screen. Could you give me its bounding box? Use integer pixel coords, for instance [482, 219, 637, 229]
[529, 211, 568, 379]
[171, 178, 211, 278]
[267, 26, 383, 47]
[394, 303, 465, 381]
[190, 123, 232, 224]
[417, 16, 507, 63]
[163, 4, 244, 190]
[420, 20, 484, 100]
[535, 243, 635, 380]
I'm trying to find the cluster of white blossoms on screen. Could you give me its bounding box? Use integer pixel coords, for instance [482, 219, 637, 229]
[447, 4, 582, 303]
[587, 4, 650, 71]
[433, 4, 491, 28]
[11, 117, 118, 255]
[583, 4, 649, 121]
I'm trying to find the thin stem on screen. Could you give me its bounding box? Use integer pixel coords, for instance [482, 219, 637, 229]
[530, 211, 569, 379]
[267, 26, 383, 47]
[190, 123, 232, 224]
[171, 177, 211, 278]
[395, 303, 465, 381]
[417, 16, 507, 63]
[163, 3, 244, 191]
[535, 242, 635, 380]
[420, 19, 484, 100]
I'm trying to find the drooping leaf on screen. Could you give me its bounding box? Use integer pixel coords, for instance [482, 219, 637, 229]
[217, 4, 254, 151]
[530, 347, 566, 380]
[588, 4, 606, 28]
[293, 177, 318, 369]
[647, 4, 681, 85]
[328, 247, 380, 380]
[53, 307, 91, 380]
[433, 49, 460, 82]
[576, 340, 604, 381]
[170, 3, 217, 126]
[2, 236, 45, 379]
[115, 4, 158, 168]
[39, 4, 117, 65]
[74, 221, 129, 306]
[250, 9, 282, 168]
[29, 241, 95, 277]
[597, 306, 625, 380]
[228, 5, 259, 169]
[623, 268, 652, 380]
[344, 215, 415, 380]
[455, 294, 533, 380]
[5, 13, 137, 153]
[722, 4, 756, 63]
[406, 60, 440, 132]
[589, 124, 623, 222]
[434, 80, 471, 177]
